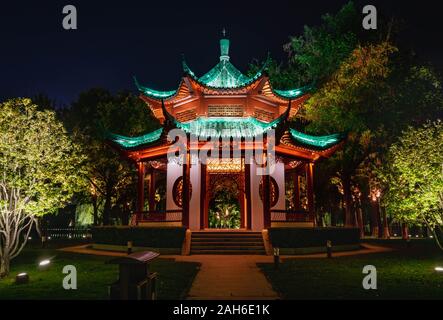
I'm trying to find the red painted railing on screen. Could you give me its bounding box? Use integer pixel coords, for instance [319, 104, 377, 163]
[136, 210, 182, 223]
[271, 210, 314, 223]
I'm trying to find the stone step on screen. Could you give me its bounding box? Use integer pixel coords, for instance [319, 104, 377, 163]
[192, 241, 264, 246]
[190, 249, 266, 255]
[190, 231, 265, 255]
[192, 244, 264, 249]
[192, 237, 262, 242]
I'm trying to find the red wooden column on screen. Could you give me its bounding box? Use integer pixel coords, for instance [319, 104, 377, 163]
[263, 173, 271, 229]
[148, 167, 156, 212]
[292, 172, 300, 210]
[245, 162, 252, 230]
[200, 163, 206, 230]
[306, 163, 315, 224]
[136, 162, 145, 221]
[182, 153, 190, 228]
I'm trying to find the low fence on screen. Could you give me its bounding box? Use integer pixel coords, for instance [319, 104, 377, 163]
[271, 210, 314, 223]
[136, 210, 183, 223]
[45, 228, 92, 240]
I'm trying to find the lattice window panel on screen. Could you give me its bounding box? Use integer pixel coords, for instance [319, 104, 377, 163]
[208, 105, 244, 117]
[254, 108, 275, 122]
[175, 109, 196, 122]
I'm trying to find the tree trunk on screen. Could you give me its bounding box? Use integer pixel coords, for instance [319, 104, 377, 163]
[401, 223, 409, 240]
[342, 174, 353, 227]
[0, 255, 10, 278]
[381, 206, 390, 239]
[92, 196, 99, 226]
[432, 226, 443, 251]
[357, 204, 365, 238]
[370, 201, 380, 237]
[103, 191, 112, 226]
[331, 207, 337, 227]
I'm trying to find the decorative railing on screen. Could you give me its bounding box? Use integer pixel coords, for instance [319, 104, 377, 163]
[45, 228, 91, 240]
[271, 210, 314, 223]
[137, 210, 183, 223]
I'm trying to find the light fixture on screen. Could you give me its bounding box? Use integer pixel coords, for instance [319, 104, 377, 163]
[39, 259, 51, 267]
[15, 272, 29, 284]
[435, 267, 443, 272]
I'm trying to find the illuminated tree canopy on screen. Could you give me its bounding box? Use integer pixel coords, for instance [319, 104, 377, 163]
[380, 121, 443, 249]
[0, 98, 86, 277]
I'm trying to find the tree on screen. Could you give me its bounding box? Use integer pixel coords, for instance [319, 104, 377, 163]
[0, 98, 86, 277]
[284, 1, 361, 85]
[64, 89, 160, 225]
[302, 42, 397, 226]
[380, 121, 443, 249]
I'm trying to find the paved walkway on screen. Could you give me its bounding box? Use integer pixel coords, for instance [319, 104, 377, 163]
[172, 255, 279, 300]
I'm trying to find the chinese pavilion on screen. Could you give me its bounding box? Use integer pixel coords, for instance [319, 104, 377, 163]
[108, 36, 345, 232]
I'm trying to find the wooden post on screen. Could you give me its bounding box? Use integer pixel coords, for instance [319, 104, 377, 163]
[245, 162, 252, 230]
[182, 153, 190, 228]
[149, 167, 156, 212]
[200, 163, 206, 230]
[293, 172, 300, 210]
[263, 174, 271, 229]
[137, 162, 145, 222]
[306, 163, 315, 224]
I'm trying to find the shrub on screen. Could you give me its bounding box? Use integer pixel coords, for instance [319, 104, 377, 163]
[91, 226, 186, 248]
[269, 227, 360, 248]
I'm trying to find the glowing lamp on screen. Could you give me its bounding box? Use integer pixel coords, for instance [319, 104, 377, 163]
[39, 259, 51, 267]
[15, 272, 29, 284]
[435, 267, 443, 272]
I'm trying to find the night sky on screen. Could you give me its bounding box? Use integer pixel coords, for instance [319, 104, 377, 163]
[1, 0, 442, 105]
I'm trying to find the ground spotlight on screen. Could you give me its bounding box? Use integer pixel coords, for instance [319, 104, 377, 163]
[39, 259, 51, 268]
[15, 272, 29, 284]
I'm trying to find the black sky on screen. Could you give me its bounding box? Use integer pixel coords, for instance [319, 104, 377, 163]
[1, 0, 442, 105]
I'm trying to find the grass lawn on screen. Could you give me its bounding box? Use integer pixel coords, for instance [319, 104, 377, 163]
[259, 240, 443, 299]
[0, 243, 200, 300]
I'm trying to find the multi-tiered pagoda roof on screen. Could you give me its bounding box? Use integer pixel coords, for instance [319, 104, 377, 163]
[108, 36, 345, 162]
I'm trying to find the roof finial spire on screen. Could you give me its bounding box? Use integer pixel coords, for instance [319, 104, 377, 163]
[219, 29, 230, 61]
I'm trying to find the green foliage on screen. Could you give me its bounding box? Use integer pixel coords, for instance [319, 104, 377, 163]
[380, 121, 443, 248]
[64, 89, 160, 225]
[0, 98, 86, 276]
[304, 42, 397, 134]
[75, 203, 96, 226]
[284, 1, 360, 84]
[269, 227, 360, 248]
[208, 190, 241, 229]
[91, 226, 187, 248]
[0, 98, 86, 217]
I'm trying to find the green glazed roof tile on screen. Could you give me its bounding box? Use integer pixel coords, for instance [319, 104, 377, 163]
[108, 128, 163, 149]
[289, 128, 345, 150]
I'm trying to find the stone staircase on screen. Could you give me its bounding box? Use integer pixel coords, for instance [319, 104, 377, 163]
[190, 231, 265, 255]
